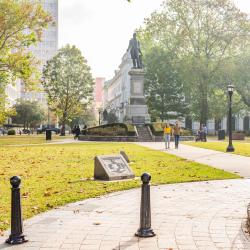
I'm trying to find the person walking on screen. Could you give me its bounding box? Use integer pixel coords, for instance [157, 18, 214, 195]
[74, 125, 81, 140]
[173, 121, 181, 149]
[202, 124, 208, 142]
[163, 123, 172, 149]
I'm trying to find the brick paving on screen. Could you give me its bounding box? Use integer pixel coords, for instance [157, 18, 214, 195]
[136, 142, 250, 178]
[1, 179, 250, 249]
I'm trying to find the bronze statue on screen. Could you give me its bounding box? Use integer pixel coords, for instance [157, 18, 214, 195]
[127, 33, 143, 69]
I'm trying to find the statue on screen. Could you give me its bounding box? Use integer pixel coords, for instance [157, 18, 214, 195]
[103, 109, 108, 121]
[127, 32, 143, 69]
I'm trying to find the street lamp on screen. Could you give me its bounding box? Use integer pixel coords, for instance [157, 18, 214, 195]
[98, 110, 101, 126]
[226, 84, 235, 152]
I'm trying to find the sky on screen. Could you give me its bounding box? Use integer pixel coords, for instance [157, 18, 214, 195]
[59, 0, 250, 80]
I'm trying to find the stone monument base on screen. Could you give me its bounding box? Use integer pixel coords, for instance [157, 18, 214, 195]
[126, 69, 150, 124]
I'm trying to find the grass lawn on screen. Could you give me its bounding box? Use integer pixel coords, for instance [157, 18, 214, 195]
[0, 134, 72, 146]
[184, 141, 250, 157]
[0, 142, 239, 232]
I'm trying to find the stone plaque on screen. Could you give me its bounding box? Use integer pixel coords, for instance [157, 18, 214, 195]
[94, 155, 135, 181]
[133, 81, 142, 95]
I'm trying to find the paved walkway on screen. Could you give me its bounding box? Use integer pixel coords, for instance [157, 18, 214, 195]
[136, 142, 250, 178]
[0, 179, 250, 250]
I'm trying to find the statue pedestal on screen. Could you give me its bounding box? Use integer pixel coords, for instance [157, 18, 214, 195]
[126, 69, 150, 124]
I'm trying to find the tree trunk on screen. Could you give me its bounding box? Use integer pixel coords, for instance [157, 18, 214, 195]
[60, 121, 66, 136]
[200, 80, 208, 126]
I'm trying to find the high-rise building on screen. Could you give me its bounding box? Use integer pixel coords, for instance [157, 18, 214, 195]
[94, 77, 105, 123]
[20, 0, 58, 106]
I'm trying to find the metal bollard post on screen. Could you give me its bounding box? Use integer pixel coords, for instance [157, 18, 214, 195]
[6, 176, 28, 245]
[135, 173, 155, 237]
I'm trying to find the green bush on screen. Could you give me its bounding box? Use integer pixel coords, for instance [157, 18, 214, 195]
[7, 129, 16, 135]
[245, 131, 250, 136]
[84, 123, 136, 136]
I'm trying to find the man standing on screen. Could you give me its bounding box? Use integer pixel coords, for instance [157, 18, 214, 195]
[127, 33, 143, 69]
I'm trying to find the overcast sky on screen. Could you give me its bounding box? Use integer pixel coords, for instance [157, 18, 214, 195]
[58, 0, 250, 79]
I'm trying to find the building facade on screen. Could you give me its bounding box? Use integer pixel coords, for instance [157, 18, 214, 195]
[186, 115, 250, 135]
[5, 80, 22, 107]
[93, 77, 105, 123]
[20, 0, 59, 106]
[103, 51, 150, 124]
[103, 52, 132, 122]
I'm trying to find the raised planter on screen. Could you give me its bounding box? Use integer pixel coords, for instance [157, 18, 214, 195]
[232, 133, 245, 140]
[78, 135, 138, 142]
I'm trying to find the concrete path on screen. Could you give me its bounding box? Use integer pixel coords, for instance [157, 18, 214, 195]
[1, 179, 250, 250]
[136, 142, 250, 178]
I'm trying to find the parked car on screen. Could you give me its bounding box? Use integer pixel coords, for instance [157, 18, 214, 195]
[37, 126, 60, 134]
[22, 129, 31, 134]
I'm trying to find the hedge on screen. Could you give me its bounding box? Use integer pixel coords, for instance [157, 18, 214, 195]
[82, 123, 136, 136]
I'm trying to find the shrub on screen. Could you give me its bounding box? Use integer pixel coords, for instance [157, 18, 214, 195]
[7, 129, 16, 135]
[83, 123, 136, 136]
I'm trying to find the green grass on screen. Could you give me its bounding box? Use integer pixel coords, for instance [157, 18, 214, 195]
[0, 142, 239, 232]
[184, 140, 250, 157]
[0, 134, 72, 146]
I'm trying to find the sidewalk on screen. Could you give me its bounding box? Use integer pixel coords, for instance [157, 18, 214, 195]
[136, 142, 250, 178]
[0, 179, 250, 250]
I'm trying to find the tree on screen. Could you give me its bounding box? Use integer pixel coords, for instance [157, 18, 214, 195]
[42, 45, 94, 135]
[0, 0, 52, 122]
[230, 52, 250, 108]
[139, 0, 250, 125]
[144, 47, 188, 121]
[12, 100, 45, 129]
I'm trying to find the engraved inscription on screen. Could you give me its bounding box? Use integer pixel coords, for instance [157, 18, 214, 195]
[102, 157, 128, 173]
[94, 154, 135, 181]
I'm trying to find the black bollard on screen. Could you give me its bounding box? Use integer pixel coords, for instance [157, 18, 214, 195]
[6, 176, 28, 245]
[135, 173, 155, 237]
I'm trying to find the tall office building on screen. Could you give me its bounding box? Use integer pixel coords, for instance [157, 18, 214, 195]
[21, 0, 58, 106]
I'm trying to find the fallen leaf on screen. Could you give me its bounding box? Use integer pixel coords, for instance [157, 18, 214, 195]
[46, 203, 53, 208]
[44, 191, 52, 197]
[22, 192, 29, 198]
[95, 210, 104, 213]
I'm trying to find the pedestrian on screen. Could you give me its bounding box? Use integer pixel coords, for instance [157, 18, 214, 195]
[163, 123, 172, 149]
[173, 121, 181, 149]
[74, 125, 81, 140]
[72, 125, 76, 138]
[202, 124, 208, 142]
[82, 124, 87, 135]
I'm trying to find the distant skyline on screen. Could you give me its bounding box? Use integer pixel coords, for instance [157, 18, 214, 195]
[58, 0, 250, 79]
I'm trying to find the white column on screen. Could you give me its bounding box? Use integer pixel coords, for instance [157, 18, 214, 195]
[221, 117, 227, 131]
[238, 116, 244, 131]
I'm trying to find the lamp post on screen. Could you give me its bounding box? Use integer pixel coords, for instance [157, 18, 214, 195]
[98, 110, 101, 126]
[226, 84, 235, 152]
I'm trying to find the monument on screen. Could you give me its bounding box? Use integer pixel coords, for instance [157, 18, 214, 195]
[126, 33, 150, 124]
[94, 154, 135, 181]
[103, 32, 150, 124]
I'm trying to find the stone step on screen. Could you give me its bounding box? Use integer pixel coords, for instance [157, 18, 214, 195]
[135, 125, 153, 142]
